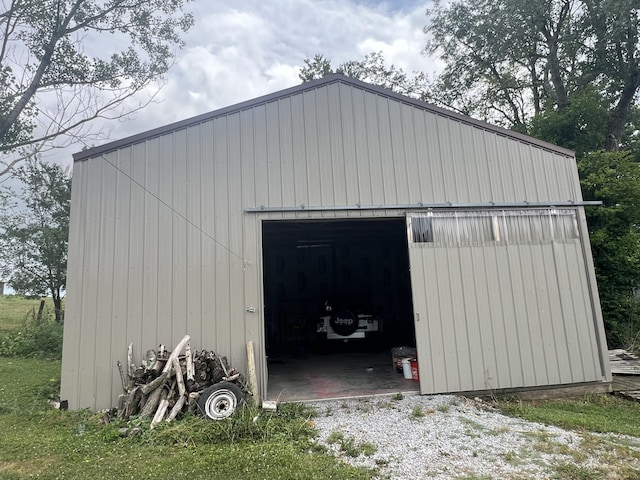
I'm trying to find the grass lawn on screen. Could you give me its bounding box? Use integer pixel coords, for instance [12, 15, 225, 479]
[0, 358, 374, 480]
[498, 394, 640, 437]
[0, 295, 55, 335]
[497, 395, 640, 480]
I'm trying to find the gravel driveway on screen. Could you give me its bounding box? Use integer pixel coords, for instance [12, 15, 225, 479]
[308, 393, 638, 479]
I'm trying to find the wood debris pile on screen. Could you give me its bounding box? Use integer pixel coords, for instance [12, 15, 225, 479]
[116, 334, 250, 426]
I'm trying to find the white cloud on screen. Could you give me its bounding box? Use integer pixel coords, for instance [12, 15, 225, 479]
[49, 0, 436, 167]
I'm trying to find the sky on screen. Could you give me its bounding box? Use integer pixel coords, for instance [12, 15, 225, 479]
[42, 0, 437, 168]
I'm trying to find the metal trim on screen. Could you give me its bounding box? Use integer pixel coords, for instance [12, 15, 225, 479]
[246, 201, 602, 213]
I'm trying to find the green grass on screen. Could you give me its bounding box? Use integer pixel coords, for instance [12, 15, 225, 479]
[499, 395, 640, 480]
[0, 296, 64, 359]
[498, 394, 640, 437]
[0, 295, 48, 335]
[0, 358, 375, 480]
[325, 431, 376, 458]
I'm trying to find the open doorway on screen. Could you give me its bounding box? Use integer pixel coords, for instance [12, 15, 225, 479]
[262, 218, 418, 401]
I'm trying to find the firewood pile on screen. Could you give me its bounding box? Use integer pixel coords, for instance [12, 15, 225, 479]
[116, 335, 251, 426]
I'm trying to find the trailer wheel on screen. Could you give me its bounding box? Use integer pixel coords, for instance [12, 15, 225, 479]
[198, 382, 245, 420]
[330, 310, 358, 337]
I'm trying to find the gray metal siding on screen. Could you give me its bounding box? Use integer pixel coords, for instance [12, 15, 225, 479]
[62, 81, 607, 410]
[409, 236, 607, 394]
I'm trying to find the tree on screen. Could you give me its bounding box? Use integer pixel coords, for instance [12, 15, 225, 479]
[299, 52, 429, 99]
[424, 0, 640, 144]
[0, 160, 71, 323]
[0, 0, 194, 178]
[578, 151, 640, 347]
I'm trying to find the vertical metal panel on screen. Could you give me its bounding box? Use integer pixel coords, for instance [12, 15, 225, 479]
[449, 121, 470, 202]
[327, 83, 348, 206]
[458, 248, 486, 388]
[94, 151, 117, 409]
[77, 157, 107, 408]
[142, 139, 160, 347]
[290, 93, 310, 207]
[363, 91, 383, 203]
[128, 143, 147, 351]
[61, 160, 88, 408]
[265, 101, 283, 207]
[376, 96, 398, 204]
[302, 92, 322, 207]
[496, 246, 526, 387]
[185, 124, 203, 340]
[277, 99, 295, 208]
[350, 87, 373, 205]
[123, 144, 146, 400]
[171, 129, 188, 342]
[338, 83, 360, 206]
[481, 246, 511, 386]
[481, 130, 505, 202]
[213, 117, 231, 357]
[314, 87, 334, 207]
[400, 104, 420, 202]
[200, 120, 216, 350]
[227, 112, 248, 370]
[156, 133, 174, 348]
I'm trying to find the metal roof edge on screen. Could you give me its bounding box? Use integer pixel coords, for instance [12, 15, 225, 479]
[73, 74, 575, 162]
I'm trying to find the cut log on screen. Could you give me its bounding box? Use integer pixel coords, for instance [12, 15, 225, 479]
[172, 356, 186, 397]
[120, 386, 142, 419]
[246, 341, 259, 407]
[161, 335, 191, 375]
[140, 370, 170, 396]
[151, 390, 169, 428]
[127, 343, 134, 378]
[139, 386, 163, 419]
[185, 342, 195, 381]
[166, 395, 187, 422]
[117, 361, 129, 393]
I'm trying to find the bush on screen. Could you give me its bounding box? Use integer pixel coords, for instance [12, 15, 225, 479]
[0, 320, 63, 359]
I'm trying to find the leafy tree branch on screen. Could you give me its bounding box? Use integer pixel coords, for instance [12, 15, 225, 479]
[0, 0, 194, 177]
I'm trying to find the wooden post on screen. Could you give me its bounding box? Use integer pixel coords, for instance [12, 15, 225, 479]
[185, 342, 195, 381]
[36, 299, 46, 323]
[166, 396, 187, 422]
[246, 341, 259, 407]
[140, 370, 170, 396]
[151, 390, 169, 428]
[161, 335, 191, 374]
[139, 386, 163, 419]
[172, 356, 186, 398]
[127, 343, 134, 378]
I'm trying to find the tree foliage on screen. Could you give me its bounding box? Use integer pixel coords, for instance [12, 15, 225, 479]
[0, 160, 71, 323]
[424, 0, 640, 146]
[299, 52, 429, 99]
[0, 0, 194, 177]
[578, 151, 640, 347]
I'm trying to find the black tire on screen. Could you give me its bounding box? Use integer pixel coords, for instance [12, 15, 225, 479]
[198, 381, 246, 420]
[330, 310, 358, 337]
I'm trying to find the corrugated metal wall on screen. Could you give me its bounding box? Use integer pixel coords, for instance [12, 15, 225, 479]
[62, 80, 608, 410]
[409, 232, 606, 394]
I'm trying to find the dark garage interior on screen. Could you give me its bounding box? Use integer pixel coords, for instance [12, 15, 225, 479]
[262, 218, 419, 401]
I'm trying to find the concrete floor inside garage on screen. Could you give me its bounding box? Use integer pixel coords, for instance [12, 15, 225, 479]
[265, 351, 420, 402]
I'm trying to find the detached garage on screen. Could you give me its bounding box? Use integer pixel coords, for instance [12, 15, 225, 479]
[61, 74, 611, 411]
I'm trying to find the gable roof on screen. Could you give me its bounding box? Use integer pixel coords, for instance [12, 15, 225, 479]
[73, 74, 574, 162]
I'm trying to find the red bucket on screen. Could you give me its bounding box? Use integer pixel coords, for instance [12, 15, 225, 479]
[410, 358, 419, 381]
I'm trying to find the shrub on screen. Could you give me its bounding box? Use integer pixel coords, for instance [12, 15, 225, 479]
[0, 319, 63, 359]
